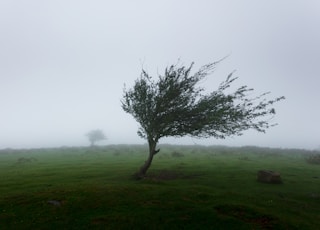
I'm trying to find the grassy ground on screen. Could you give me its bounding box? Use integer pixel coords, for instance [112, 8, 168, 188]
[0, 145, 319, 229]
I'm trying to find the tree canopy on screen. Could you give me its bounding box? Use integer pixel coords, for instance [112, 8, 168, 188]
[122, 60, 285, 178]
[86, 129, 106, 147]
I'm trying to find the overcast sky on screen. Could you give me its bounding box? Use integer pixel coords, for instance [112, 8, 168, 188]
[1, 0, 319, 150]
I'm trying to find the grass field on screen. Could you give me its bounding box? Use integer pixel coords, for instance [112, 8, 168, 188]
[0, 145, 319, 229]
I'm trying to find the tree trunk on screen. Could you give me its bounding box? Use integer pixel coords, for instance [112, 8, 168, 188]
[133, 138, 159, 179]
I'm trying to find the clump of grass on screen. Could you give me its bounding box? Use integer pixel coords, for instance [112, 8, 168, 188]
[306, 154, 320, 164]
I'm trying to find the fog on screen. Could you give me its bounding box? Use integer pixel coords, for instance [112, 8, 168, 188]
[1, 0, 319, 150]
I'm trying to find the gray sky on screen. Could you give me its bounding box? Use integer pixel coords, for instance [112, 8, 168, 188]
[1, 0, 319, 149]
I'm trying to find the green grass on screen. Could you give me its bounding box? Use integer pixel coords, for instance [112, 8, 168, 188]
[0, 145, 319, 229]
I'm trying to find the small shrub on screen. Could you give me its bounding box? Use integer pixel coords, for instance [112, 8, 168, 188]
[171, 151, 184, 157]
[16, 157, 37, 164]
[238, 156, 250, 161]
[306, 154, 320, 164]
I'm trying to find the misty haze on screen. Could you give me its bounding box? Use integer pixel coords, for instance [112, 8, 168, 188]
[1, 0, 319, 150]
[1, 1, 320, 229]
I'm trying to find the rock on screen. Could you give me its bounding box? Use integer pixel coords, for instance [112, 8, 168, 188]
[257, 170, 282, 184]
[47, 200, 63, 206]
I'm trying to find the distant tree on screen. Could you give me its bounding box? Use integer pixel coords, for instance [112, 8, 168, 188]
[86, 129, 106, 147]
[122, 60, 285, 179]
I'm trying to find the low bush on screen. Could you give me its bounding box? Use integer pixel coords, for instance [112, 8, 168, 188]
[171, 151, 184, 157]
[306, 154, 320, 164]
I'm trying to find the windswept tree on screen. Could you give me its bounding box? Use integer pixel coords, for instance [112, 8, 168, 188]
[86, 129, 106, 147]
[122, 60, 285, 179]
